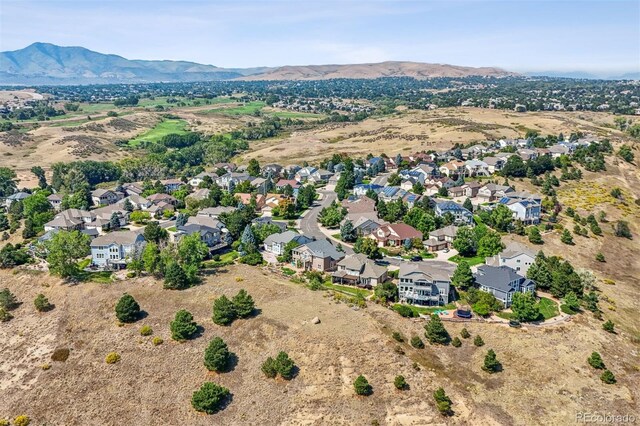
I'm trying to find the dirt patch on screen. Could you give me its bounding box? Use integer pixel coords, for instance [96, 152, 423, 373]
[0, 264, 638, 425]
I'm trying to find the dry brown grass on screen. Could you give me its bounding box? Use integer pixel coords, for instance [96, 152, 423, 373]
[238, 108, 628, 165]
[1, 263, 638, 425]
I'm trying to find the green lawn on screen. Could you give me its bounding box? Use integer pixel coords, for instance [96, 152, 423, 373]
[450, 254, 485, 266]
[217, 101, 266, 116]
[537, 297, 559, 320]
[395, 303, 457, 316]
[267, 110, 324, 120]
[129, 119, 189, 146]
[322, 281, 372, 298]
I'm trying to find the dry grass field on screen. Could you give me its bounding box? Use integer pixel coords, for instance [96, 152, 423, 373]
[1, 262, 638, 425]
[239, 108, 629, 165]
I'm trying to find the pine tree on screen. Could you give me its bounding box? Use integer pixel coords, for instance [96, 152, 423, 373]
[353, 375, 372, 396]
[602, 320, 615, 333]
[109, 212, 120, 230]
[275, 351, 295, 380]
[451, 261, 474, 291]
[460, 328, 471, 339]
[394, 375, 407, 390]
[212, 295, 237, 326]
[204, 337, 230, 372]
[560, 229, 574, 245]
[474, 335, 484, 346]
[0, 288, 19, 310]
[587, 352, 605, 369]
[482, 349, 500, 373]
[123, 198, 134, 212]
[463, 197, 473, 212]
[240, 225, 257, 254]
[600, 370, 616, 384]
[163, 261, 189, 290]
[34, 294, 52, 312]
[115, 293, 140, 323]
[528, 226, 543, 244]
[433, 387, 452, 416]
[191, 382, 230, 414]
[231, 289, 255, 318]
[170, 309, 198, 341]
[424, 314, 450, 345]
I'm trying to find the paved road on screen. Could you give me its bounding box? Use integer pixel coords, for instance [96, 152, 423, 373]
[298, 190, 355, 255]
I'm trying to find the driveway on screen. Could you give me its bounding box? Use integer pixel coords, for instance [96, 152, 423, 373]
[298, 190, 355, 255]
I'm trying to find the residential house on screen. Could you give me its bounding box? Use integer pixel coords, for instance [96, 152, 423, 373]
[47, 194, 63, 211]
[474, 265, 536, 308]
[434, 201, 473, 225]
[263, 230, 311, 256]
[477, 184, 514, 202]
[147, 193, 178, 206]
[465, 159, 490, 177]
[122, 194, 152, 210]
[188, 172, 217, 187]
[4, 191, 30, 209]
[122, 182, 144, 196]
[353, 184, 383, 197]
[331, 253, 388, 287]
[44, 208, 93, 232]
[90, 231, 146, 269]
[197, 206, 236, 219]
[498, 197, 541, 224]
[398, 262, 455, 306]
[252, 216, 287, 232]
[342, 196, 376, 215]
[188, 188, 211, 201]
[291, 239, 345, 272]
[424, 225, 458, 252]
[250, 177, 268, 193]
[161, 179, 184, 193]
[216, 172, 251, 191]
[370, 223, 423, 247]
[517, 149, 538, 161]
[351, 215, 384, 237]
[310, 168, 333, 183]
[91, 189, 121, 206]
[547, 144, 571, 158]
[275, 179, 302, 196]
[174, 222, 221, 247]
[262, 164, 283, 178]
[378, 186, 407, 202]
[463, 181, 483, 198]
[483, 156, 505, 174]
[294, 166, 317, 182]
[439, 160, 466, 177]
[486, 242, 536, 275]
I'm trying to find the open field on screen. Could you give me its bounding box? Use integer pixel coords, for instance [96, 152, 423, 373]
[129, 118, 189, 146]
[239, 107, 631, 165]
[1, 264, 638, 425]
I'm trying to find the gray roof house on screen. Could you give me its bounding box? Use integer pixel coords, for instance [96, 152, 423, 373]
[263, 230, 311, 256]
[4, 191, 30, 208]
[291, 239, 345, 272]
[90, 230, 146, 269]
[474, 265, 535, 308]
[398, 261, 455, 306]
[486, 242, 536, 276]
[331, 253, 388, 287]
[434, 201, 473, 225]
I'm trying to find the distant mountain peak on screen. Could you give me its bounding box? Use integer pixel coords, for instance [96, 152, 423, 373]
[0, 43, 517, 85]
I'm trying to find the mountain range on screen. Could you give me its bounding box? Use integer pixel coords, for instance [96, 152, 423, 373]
[0, 43, 517, 85]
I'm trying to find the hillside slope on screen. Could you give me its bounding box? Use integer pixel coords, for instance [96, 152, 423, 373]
[241, 61, 517, 80]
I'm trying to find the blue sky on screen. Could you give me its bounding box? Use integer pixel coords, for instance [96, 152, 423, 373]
[1, 0, 639, 76]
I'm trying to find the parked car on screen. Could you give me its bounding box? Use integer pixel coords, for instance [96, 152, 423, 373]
[509, 320, 521, 328]
[410, 255, 423, 262]
[443, 248, 450, 253]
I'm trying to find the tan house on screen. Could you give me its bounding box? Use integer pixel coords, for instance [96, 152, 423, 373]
[331, 253, 388, 287]
[291, 239, 344, 272]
